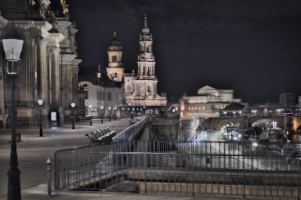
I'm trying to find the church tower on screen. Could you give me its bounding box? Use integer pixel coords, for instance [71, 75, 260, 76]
[124, 15, 167, 107]
[137, 15, 156, 80]
[106, 32, 124, 82]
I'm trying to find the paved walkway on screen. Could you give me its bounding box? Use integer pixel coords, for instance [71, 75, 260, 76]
[0, 119, 256, 200]
[0, 118, 131, 200]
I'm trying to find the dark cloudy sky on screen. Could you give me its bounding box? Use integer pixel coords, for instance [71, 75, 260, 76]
[56, 0, 301, 104]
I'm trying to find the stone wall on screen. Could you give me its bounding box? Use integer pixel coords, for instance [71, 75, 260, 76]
[199, 116, 301, 131]
[150, 115, 180, 140]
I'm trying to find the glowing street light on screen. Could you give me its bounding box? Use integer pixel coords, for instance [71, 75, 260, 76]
[3, 38, 24, 200]
[70, 103, 76, 129]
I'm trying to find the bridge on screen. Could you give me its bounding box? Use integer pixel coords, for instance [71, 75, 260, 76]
[53, 115, 301, 199]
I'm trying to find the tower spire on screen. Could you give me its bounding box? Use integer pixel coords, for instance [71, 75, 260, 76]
[113, 31, 116, 38]
[142, 14, 150, 35]
[144, 14, 148, 28]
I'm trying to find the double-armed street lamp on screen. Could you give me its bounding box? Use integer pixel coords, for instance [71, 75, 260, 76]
[70, 103, 76, 129]
[37, 99, 44, 136]
[3, 38, 24, 200]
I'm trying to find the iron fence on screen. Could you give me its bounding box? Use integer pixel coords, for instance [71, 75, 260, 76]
[54, 140, 301, 198]
[112, 116, 150, 151]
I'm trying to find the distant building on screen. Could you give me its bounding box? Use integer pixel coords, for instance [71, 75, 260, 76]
[222, 103, 245, 116]
[78, 74, 124, 118]
[298, 96, 301, 108]
[175, 85, 246, 118]
[279, 93, 295, 107]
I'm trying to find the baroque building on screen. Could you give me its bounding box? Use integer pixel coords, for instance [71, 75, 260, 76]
[175, 85, 246, 118]
[124, 15, 167, 108]
[0, 0, 81, 127]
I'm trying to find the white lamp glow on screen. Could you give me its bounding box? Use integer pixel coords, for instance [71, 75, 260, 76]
[3, 39, 24, 61]
[70, 103, 76, 108]
[37, 99, 44, 106]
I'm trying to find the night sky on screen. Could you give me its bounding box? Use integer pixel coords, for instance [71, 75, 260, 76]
[53, 0, 301, 104]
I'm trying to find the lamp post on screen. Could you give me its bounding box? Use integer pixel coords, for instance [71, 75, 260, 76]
[108, 107, 111, 122]
[3, 38, 24, 200]
[100, 106, 104, 123]
[89, 105, 92, 126]
[37, 99, 44, 136]
[114, 107, 117, 120]
[122, 107, 125, 118]
[70, 103, 76, 129]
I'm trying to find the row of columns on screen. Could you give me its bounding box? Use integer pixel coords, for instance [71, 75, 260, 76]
[138, 65, 155, 76]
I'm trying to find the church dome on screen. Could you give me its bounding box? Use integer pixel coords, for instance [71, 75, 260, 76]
[108, 32, 122, 50]
[109, 37, 121, 47]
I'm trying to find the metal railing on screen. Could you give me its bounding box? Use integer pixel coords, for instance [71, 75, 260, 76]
[112, 116, 149, 151]
[54, 140, 301, 198]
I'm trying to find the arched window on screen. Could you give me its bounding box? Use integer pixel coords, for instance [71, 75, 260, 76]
[107, 92, 112, 101]
[112, 56, 117, 62]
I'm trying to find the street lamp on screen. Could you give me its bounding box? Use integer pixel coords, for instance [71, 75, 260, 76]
[251, 110, 257, 117]
[108, 106, 111, 122]
[114, 107, 117, 120]
[37, 99, 44, 136]
[89, 105, 92, 125]
[70, 103, 76, 129]
[3, 38, 24, 200]
[100, 106, 104, 123]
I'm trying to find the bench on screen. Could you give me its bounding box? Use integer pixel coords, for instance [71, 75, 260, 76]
[85, 132, 103, 146]
[86, 127, 117, 146]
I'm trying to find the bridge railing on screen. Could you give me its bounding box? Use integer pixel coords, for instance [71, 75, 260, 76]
[112, 116, 150, 152]
[54, 140, 301, 198]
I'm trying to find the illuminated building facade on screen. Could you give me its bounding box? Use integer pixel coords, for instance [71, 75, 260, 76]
[124, 15, 167, 109]
[0, 0, 81, 127]
[176, 85, 243, 118]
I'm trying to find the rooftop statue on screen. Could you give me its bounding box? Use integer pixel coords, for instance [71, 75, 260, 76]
[60, 0, 69, 15]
